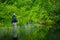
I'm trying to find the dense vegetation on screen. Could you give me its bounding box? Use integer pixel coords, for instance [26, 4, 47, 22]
[0, 0, 60, 40]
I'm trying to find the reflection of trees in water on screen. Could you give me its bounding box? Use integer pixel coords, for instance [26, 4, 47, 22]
[44, 25, 60, 40]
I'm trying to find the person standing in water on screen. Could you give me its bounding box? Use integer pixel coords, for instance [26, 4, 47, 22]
[12, 13, 18, 40]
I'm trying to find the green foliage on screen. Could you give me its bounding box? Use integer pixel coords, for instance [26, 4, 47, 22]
[0, 0, 60, 40]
